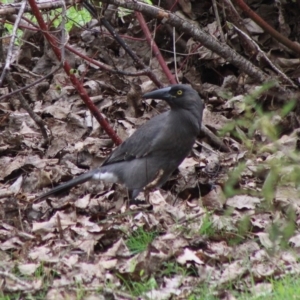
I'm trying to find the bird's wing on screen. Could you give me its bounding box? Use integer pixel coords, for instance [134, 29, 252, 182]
[102, 113, 168, 166]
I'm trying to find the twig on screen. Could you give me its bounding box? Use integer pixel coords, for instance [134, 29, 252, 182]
[0, 64, 60, 102]
[65, 40, 152, 76]
[0, 0, 26, 87]
[0, 190, 14, 198]
[57, 213, 64, 239]
[222, 0, 257, 57]
[178, 211, 206, 224]
[212, 0, 226, 43]
[231, 23, 297, 87]
[0, 0, 73, 16]
[0, 222, 35, 239]
[60, 0, 67, 64]
[173, 26, 179, 83]
[164, 23, 187, 52]
[201, 124, 230, 153]
[0, 271, 32, 289]
[101, 16, 163, 87]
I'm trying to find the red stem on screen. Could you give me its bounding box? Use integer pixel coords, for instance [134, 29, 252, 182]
[135, 11, 177, 84]
[27, 0, 122, 145]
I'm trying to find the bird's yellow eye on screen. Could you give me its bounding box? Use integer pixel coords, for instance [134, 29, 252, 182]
[177, 90, 183, 96]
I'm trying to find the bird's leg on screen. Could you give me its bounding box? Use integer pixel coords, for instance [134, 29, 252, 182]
[128, 168, 163, 206]
[126, 189, 131, 209]
[128, 190, 146, 205]
[143, 169, 164, 204]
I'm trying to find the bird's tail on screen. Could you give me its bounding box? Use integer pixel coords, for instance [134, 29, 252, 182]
[34, 170, 96, 202]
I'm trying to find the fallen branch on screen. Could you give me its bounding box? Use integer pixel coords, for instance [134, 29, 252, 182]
[99, 0, 271, 84]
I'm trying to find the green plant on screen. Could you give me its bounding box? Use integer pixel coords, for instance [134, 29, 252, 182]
[160, 261, 187, 277]
[221, 82, 296, 146]
[75, 280, 86, 300]
[199, 212, 215, 236]
[118, 272, 157, 297]
[51, 6, 92, 31]
[223, 163, 246, 197]
[126, 227, 158, 254]
[238, 274, 300, 299]
[34, 262, 45, 279]
[187, 284, 219, 300]
[0, 294, 21, 300]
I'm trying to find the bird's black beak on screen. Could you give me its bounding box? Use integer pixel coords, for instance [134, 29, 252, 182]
[142, 86, 172, 100]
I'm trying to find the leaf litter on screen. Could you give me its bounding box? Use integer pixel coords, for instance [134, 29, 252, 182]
[1, 0, 300, 299]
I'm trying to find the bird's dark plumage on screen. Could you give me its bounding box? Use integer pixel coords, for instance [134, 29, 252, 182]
[35, 84, 203, 202]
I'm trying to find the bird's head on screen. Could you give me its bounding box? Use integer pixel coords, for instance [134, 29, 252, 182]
[143, 84, 203, 124]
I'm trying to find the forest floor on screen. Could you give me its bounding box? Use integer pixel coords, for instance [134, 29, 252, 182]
[1, 0, 300, 299]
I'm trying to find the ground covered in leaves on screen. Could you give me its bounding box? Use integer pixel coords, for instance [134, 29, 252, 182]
[1, 0, 300, 299]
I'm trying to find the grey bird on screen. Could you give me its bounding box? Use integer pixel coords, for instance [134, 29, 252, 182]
[35, 84, 203, 202]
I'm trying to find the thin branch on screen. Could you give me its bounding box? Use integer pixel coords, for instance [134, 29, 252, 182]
[60, 0, 67, 64]
[173, 26, 179, 83]
[0, 271, 32, 289]
[101, 16, 163, 87]
[0, 65, 60, 102]
[65, 35, 153, 76]
[212, 0, 226, 43]
[222, 0, 257, 58]
[201, 125, 230, 152]
[0, 0, 26, 87]
[0, 0, 73, 16]
[231, 23, 297, 87]
[233, 0, 300, 56]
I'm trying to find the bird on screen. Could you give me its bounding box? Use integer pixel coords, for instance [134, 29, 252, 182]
[35, 84, 203, 202]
